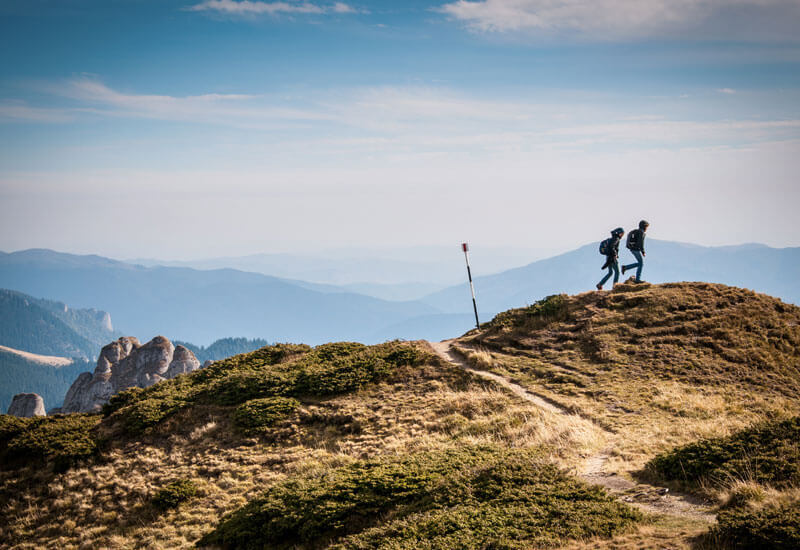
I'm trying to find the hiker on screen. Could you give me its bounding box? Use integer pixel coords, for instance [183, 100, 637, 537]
[622, 220, 649, 282]
[596, 227, 625, 290]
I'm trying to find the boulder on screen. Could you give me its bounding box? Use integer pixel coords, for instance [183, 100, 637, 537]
[166, 345, 202, 378]
[7, 393, 46, 417]
[61, 335, 201, 413]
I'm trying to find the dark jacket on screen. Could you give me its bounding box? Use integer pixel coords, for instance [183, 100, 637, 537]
[627, 229, 646, 253]
[601, 235, 622, 269]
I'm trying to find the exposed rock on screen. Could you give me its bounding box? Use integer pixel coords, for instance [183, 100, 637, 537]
[61, 336, 202, 413]
[166, 345, 202, 378]
[202, 360, 215, 368]
[7, 393, 46, 417]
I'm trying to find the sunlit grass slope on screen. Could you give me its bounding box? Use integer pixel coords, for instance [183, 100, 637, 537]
[455, 281, 800, 470]
[0, 339, 621, 548]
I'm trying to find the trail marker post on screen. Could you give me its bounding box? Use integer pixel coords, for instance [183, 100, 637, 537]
[462, 243, 480, 329]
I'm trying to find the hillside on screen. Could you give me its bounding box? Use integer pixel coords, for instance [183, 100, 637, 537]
[0, 348, 90, 413]
[0, 288, 116, 360]
[2, 282, 799, 548]
[424, 241, 800, 320]
[0, 249, 438, 345]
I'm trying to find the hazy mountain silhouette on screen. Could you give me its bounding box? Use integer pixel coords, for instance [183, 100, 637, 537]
[0, 250, 438, 346]
[422, 240, 800, 319]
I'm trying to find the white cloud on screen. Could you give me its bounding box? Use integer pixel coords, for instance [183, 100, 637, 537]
[0, 101, 74, 123]
[188, 0, 357, 16]
[438, 0, 800, 41]
[10, 78, 800, 154]
[717, 88, 737, 94]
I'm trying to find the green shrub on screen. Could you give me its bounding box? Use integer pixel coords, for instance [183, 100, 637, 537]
[0, 414, 28, 444]
[233, 397, 299, 434]
[0, 414, 100, 472]
[105, 341, 429, 435]
[199, 446, 641, 549]
[646, 417, 800, 490]
[151, 478, 198, 511]
[711, 499, 800, 549]
[489, 294, 569, 329]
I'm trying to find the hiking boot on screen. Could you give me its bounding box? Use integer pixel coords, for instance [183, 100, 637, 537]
[596, 284, 603, 291]
[621, 265, 627, 274]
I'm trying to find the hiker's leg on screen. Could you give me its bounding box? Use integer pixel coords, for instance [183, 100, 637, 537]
[598, 266, 613, 286]
[612, 261, 620, 284]
[632, 250, 643, 281]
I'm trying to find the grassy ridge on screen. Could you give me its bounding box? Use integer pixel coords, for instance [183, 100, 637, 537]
[0, 341, 431, 471]
[104, 341, 425, 435]
[201, 446, 642, 550]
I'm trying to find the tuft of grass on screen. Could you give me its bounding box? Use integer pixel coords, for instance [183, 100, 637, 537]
[151, 478, 198, 511]
[0, 414, 100, 472]
[199, 445, 642, 549]
[646, 416, 800, 492]
[233, 397, 299, 434]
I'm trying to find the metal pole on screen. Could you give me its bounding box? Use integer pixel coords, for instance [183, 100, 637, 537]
[462, 243, 480, 329]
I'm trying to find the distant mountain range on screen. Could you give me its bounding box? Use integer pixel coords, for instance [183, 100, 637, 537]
[125, 246, 552, 301]
[422, 240, 800, 319]
[1, 242, 798, 350]
[0, 249, 439, 345]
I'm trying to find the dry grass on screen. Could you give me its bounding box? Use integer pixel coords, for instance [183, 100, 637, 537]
[0, 352, 600, 549]
[456, 282, 800, 472]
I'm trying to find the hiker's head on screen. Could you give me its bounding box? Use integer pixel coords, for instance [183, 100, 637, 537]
[612, 227, 624, 238]
[639, 220, 649, 231]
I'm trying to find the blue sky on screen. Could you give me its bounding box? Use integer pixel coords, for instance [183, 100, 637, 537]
[1, 0, 799, 259]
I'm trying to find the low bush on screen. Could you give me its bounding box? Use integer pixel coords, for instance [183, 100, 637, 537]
[105, 341, 429, 435]
[489, 294, 570, 330]
[233, 397, 299, 434]
[0, 414, 100, 472]
[646, 416, 800, 491]
[151, 478, 198, 511]
[199, 446, 642, 549]
[711, 498, 800, 549]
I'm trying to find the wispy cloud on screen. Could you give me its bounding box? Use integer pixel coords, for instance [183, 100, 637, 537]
[188, 0, 357, 16]
[0, 100, 74, 123]
[717, 88, 737, 94]
[8, 78, 800, 154]
[438, 0, 800, 41]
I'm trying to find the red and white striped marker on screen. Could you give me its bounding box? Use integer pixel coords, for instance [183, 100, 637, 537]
[462, 243, 480, 329]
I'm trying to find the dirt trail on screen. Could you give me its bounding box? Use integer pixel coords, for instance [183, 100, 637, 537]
[428, 339, 716, 523]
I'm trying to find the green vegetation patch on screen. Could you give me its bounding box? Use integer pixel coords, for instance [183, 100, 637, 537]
[647, 416, 800, 490]
[488, 294, 570, 330]
[104, 341, 429, 435]
[711, 498, 800, 549]
[0, 413, 100, 472]
[151, 478, 199, 511]
[233, 397, 299, 434]
[200, 446, 642, 549]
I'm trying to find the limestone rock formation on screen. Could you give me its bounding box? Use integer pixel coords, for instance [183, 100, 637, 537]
[7, 393, 46, 417]
[61, 336, 202, 413]
[166, 345, 202, 378]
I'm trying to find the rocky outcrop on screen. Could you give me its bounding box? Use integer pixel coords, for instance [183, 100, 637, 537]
[166, 345, 202, 378]
[7, 393, 46, 417]
[61, 336, 202, 413]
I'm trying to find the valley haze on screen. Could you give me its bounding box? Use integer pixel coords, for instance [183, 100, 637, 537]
[1, 241, 798, 347]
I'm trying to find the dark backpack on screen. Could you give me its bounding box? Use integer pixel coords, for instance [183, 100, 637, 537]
[599, 238, 612, 255]
[626, 229, 641, 250]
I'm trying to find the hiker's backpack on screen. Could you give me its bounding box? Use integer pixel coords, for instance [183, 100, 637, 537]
[626, 229, 641, 251]
[599, 238, 612, 255]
